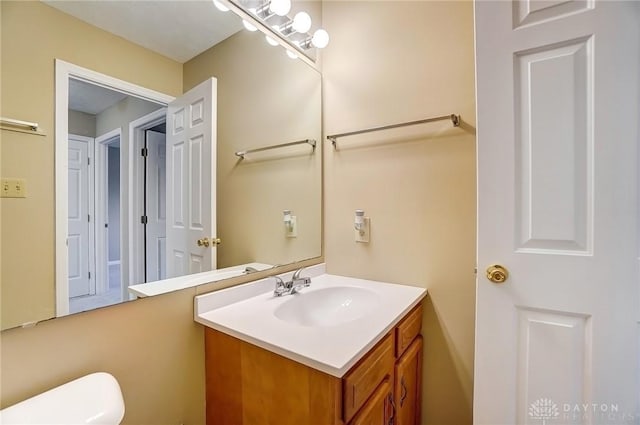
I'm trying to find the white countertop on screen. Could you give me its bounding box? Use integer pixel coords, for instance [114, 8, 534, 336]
[194, 264, 427, 377]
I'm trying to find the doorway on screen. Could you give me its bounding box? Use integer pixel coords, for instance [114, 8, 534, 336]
[56, 60, 174, 316]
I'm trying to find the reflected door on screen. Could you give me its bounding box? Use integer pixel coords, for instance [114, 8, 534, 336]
[166, 78, 217, 278]
[145, 130, 167, 282]
[474, 1, 639, 423]
[67, 135, 95, 297]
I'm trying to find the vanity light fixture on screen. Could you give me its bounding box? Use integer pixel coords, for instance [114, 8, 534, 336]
[233, 0, 330, 53]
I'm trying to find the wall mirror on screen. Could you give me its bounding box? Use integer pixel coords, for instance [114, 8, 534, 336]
[0, 0, 322, 331]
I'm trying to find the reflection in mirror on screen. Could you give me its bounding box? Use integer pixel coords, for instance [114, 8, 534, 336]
[0, 0, 321, 331]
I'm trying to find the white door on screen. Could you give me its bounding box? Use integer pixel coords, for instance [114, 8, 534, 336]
[166, 78, 217, 278]
[146, 129, 167, 282]
[474, 2, 639, 424]
[68, 136, 95, 298]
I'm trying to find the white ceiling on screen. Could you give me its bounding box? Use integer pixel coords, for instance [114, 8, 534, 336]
[43, 0, 244, 63]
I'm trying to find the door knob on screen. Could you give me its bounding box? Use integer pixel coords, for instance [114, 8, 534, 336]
[197, 238, 210, 247]
[212, 237, 222, 245]
[486, 264, 509, 283]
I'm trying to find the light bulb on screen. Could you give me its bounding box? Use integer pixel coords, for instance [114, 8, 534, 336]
[292, 12, 312, 33]
[269, 0, 291, 16]
[311, 29, 329, 48]
[242, 20, 257, 31]
[265, 35, 279, 46]
[286, 50, 298, 59]
[213, 0, 229, 12]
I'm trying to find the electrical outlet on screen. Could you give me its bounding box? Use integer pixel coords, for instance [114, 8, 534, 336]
[1, 178, 26, 198]
[286, 216, 297, 238]
[355, 217, 370, 243]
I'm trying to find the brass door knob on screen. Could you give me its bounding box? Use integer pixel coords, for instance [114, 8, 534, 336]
[212, 238, 222, 245]
[486, 264, 509, 283]
[197, 238, 210, 247]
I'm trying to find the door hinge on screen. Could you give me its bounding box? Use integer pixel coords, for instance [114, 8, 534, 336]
[141, 147, 149, 157]
[88, 214, 91, 222]
[141, 215, 148, 224]
[105, 223, 108, 228]
[88, 271, 91, 279]
[87, 157, 91, 165]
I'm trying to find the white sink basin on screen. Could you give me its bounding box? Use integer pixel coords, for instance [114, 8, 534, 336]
[194, 266, 427, 376]
[274, 286, 380, 327]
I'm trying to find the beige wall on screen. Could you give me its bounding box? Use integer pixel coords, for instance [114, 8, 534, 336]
[0, 3, 206, 424]
[0, 1, 182, 330]
[184, 30, 322, 269]
[69, 110, 96, 138]
[322, 2, 477, 424]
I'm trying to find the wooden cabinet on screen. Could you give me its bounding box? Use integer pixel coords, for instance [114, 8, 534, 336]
[349, 379, 393, 425]
[394, 336, 423, 425]
[343, 334, 395, 422]
[204, 302, 423, 425]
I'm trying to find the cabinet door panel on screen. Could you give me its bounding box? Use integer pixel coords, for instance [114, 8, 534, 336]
[343, 333, 394, 422]
[394, 336, 423, 425]
[349, 379, 392, 425]
[395, 304, 423, 357]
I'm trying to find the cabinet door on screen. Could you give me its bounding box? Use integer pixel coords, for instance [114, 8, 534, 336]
[349, 379, 393, 425]
[394, 336, 423, 425]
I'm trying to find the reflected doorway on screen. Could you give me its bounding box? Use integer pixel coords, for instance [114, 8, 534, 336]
[65, 77, 166, 314]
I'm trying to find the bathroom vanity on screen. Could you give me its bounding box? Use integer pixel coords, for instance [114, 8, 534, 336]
[195, 265, 426, 425]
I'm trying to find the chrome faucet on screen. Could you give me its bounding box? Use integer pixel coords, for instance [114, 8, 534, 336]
[290, 268, 311, 294]
[272, 267, 311, 297]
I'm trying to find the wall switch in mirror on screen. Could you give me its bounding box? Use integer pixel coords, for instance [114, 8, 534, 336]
[1, 178, 27, 198]
[286, 216, 297, 238]
[355, 217, 370, 243]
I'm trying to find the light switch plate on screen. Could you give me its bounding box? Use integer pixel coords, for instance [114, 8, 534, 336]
[1, 178, 26, 198]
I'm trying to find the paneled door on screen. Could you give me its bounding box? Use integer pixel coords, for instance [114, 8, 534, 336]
[474, 1, 639, 424]
[166, 78, 217, 278]
[68, 135, 95, 298]
[145, 129, 167, 282]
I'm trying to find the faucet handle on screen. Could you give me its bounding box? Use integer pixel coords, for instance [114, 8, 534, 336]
[273, 275, 288, 297]
[292, 267, 305, 280]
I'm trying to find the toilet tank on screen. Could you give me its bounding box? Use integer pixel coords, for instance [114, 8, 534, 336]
[0, 372, 125, 424]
